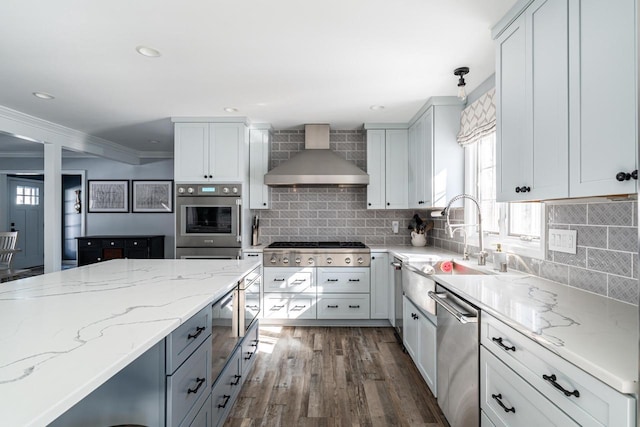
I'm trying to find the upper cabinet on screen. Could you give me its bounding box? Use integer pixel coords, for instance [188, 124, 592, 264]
[249, 126, 272, 209]
[494, 0, 637, 202]
[408, 99, 463, 208]
[365, 128, 409, 209]
[173, 120, 248, 183]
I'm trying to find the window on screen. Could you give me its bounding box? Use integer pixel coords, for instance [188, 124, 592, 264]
[16, 185, 40, 206]
[464, 131, 544, 259]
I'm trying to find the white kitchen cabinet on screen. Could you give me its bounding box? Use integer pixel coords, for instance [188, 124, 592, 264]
[316, 293, 370, 319]
[249, 126, 271, 209]
[568, 0, 637, 197]
[403, 296, 437, 396]
[408, 100, 463, 208]
[370, 252, 389, 319]
[494, 0, 637, 201]
[481, 311, 636, 427]
[365, 128, 408, 209]
[495, 0, 569, 202]
[174, 121, 248, 183]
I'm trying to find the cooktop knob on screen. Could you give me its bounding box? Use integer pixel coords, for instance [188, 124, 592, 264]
[345, 257, 351, 264]
[357, 257, 364, 264]
[178, 187, 185, 194]
[232, 187, 239, 194]
[283, 257, 289, 264]
[187, 187, 194, 194]
[295, 257, 301, 264]
[308, 257, 314, 265]
[270, 257, 277, 264]
[326, 257, 333, 265]
[222, 187, 230, 194]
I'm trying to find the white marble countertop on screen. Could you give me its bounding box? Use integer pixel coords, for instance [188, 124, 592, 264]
[380, 246, 639, 395]
[0, 258, 260, 427]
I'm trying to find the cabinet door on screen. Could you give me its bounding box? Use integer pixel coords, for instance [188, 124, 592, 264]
[249, 129, 270, 209]
[496, 15, 529, 202]
[384, 129, 409, 209]
[569, 0, 637, 197]
[407, 120, 421, 209]
[417, 313, 437, 397]
[210, 123, 245, 181]
[528, 0, 569, 200]
[402, 296, 418, 358]
[370, 252, 389, 319]
[175, 123, 210, 182]
[366, 130, 386, 209]
[432, 105, 465, 207]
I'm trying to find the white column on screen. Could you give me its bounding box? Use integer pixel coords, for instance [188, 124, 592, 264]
[44, 143, 62, 273]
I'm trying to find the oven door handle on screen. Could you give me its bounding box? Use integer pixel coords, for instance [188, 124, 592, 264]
[236, 199, 242, 243]
[428, 291, 478, 324]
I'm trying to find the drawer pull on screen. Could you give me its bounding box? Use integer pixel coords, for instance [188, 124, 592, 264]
[187, 326, 206, 340]
[187, 377, 206, 394]
[348, 279, 360, 282]
[270, 305, 285, 311]
[251, 340, 259, 347]
[348, 305, 360, 309]
[327, 279, 339, 282]
[492, 337, 516, 352]
[291, 305, 307, 311]
[217, 394, 231, 408]
[231, 374, 242, 385]
[244, 352, 254, 361]
[292, 279, 307, 283]
[542, 374, 580, 398]
[273, 278, 285, 282]
[246, 304, 260, 310]
[492, 393, 515, 413]
[327, 304, 339, 308]
[247, 253, 259, 257]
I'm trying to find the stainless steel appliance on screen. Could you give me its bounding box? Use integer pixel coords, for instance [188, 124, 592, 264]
[263, 241, 371, 267]
[175, 183, 242, 259]
[391, 257, 403, 341]
[211, 287, 239, 382]
[239, 266, 261, 337]
[429, 284, 479, 427]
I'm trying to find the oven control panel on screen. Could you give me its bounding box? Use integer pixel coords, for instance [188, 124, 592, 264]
[176, 183, 241, 197]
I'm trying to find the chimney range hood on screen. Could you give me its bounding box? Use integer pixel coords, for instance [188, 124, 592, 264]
[264, 124, 369, 187]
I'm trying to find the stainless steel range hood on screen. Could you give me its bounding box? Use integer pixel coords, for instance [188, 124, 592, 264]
[264, 124, 369, 187]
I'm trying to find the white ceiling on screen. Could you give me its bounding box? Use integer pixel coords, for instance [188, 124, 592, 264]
[0, 0, 516, 155]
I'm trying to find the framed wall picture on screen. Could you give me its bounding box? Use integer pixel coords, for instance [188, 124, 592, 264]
[88, 180, 129, 213]
[132, 180, 173, 213]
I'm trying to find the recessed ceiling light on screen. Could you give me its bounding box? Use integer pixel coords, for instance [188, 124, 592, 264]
[370, 105, 385, 111]
[136, 46, 161, 57]
[33, 92, 55, 100]
[223, 107, 238, 113]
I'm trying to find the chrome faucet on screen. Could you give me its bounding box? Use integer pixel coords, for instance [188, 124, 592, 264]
[451, 227, 470, 260]
[443, 193, 488, 266]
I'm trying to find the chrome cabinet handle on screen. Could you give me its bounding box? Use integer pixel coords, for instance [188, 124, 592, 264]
[236, 200, 242, 243]
[428, 291, 477, 324]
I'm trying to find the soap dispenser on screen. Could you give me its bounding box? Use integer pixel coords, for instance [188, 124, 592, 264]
[494, 244, 507, 271]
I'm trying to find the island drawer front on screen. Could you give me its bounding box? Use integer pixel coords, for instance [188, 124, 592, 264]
[481, 347, 580, 427]
[481, 410, 497, 427]
[211, 347, 242, 427]
[166, 305, 212, 374]
[481, 312, 635, 427]
[126, 238, 149, 248]
[77, 238, 102, 248]
[167, 340, 212, 427]
[316, 294, 370, 319]
[102, 238, 125, 248]
[178, 393, 212, 427]
[316, 268, 370, 293]
[264, 294, 316, 319]
[240, 320, 260, 377]
[263, 267, 315, 293]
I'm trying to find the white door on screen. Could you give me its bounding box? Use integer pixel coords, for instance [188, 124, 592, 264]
[8, 177, 44, 268]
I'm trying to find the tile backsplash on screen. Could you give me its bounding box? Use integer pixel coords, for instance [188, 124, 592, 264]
[256, 129, 639, 305]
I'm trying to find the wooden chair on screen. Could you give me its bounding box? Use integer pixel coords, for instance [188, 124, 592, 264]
[0, 231, 26, 282]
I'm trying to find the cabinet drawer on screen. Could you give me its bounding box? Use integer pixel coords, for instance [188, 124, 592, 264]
[316, 268, 370, 293]
[102, 238, 125, 248]
[481, 347, 579, 427]
[211, 347, 242, 427]
[264, 294, 316, 319]
[263, 267, 315, 293]
[240, 320, 260, 377]
[316, 294, 370, 319]
[179, 393, 211, 427]
[77, 238, 102, 248]
[126, 238, 148, 248]
[166, 305, 211, 374]
[481, 410, 497, 427]
[481, 312, 635, 427]
[167, 341, 212, 427]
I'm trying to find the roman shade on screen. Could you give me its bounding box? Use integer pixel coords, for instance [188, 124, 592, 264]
[457, 88, 496, 145]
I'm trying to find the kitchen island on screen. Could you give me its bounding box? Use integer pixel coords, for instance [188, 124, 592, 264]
[0, 258, 260, 427]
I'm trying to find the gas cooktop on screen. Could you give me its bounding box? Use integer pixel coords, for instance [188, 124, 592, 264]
[266, 241, 367, 249]
[263, 241, 370, 267]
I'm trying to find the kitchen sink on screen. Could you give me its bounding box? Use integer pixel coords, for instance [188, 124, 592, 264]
[405, 259, 495, 276]
[433, 260, 496, 275]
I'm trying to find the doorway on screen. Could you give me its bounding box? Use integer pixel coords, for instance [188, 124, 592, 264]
[8, 175, 44, 269]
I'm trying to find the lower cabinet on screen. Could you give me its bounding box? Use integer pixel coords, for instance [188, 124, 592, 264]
[481, 311, 636, 427]
[402, 296, 437, 396]
[264, 293, 317, 319]
[316, 293, 370, 319]
[211, 347, 243, 427]
[370, 252, 389, 319]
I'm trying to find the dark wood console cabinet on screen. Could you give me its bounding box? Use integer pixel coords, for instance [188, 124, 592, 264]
[76, 235, 164, 266]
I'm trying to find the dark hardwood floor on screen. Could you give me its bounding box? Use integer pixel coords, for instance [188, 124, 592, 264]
[225, 326, 448, 427]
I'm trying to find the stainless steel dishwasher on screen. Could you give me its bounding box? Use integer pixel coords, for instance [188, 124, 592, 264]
[428, 284, 479, 427]
[391, 257, 403, 342]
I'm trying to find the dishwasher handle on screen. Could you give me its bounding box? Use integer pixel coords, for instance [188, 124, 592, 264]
[428, 291, 478, 324]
